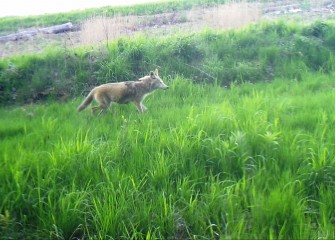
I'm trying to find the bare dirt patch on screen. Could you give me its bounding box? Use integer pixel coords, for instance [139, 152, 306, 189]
[0, 0, 334, 58]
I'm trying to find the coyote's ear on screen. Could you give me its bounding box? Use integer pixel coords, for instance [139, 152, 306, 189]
[155, 68, 159, 75]
[150, 71, 155, 78]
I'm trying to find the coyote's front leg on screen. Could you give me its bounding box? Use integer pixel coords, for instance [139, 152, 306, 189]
[135, 100, 147, 113]
[141, 103, 147, 112]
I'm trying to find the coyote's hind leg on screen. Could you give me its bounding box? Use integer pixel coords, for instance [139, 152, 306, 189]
[91, 104, 108, 116]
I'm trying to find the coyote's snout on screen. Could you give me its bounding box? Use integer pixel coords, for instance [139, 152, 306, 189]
[77, 69, 168, 115]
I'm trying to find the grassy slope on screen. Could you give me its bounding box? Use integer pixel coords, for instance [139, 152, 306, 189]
[1, 21, 335, 105]
[1, 73, 335, 239]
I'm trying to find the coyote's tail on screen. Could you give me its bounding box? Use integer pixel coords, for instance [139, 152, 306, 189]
[77, 89, 95, 112]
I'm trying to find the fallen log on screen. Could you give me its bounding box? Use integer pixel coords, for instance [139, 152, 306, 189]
[0, 22, 74, 43]
[39, 22, 73, 34]
[0, 29, 38, 42]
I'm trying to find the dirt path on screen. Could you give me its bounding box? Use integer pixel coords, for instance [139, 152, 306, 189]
[0, 0, 334, 58]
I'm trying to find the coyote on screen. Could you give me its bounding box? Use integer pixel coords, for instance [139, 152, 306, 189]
[77, 69, 168, 115]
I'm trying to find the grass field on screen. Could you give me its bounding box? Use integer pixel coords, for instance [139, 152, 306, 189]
[1, 1, 335, 239]
[1, 72, 335, 239]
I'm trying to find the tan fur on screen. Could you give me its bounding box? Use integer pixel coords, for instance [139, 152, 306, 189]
[77, 69, 168, 115]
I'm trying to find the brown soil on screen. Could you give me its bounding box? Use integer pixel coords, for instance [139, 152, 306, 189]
[0, 0, 334, 59]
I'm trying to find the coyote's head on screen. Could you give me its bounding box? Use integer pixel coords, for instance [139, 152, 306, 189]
[149, 69, 168, 90]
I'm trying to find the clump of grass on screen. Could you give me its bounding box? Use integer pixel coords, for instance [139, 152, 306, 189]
[80, 14, 138, 46]
[187, 1, 261, 31]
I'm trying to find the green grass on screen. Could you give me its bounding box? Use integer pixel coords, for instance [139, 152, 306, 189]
[1, 72, 335, 239]
[1, 5, 335, 238]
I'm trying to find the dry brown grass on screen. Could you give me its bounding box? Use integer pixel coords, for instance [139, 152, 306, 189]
[187, 1, 262, 31]
[78, 0, 334, 47]
[79, 1, 262, 45]
[80, 14, 140, 46]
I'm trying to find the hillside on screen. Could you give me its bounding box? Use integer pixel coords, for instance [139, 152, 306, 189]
[0, 0, 334, 58]
[1, 17, 335, 105]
